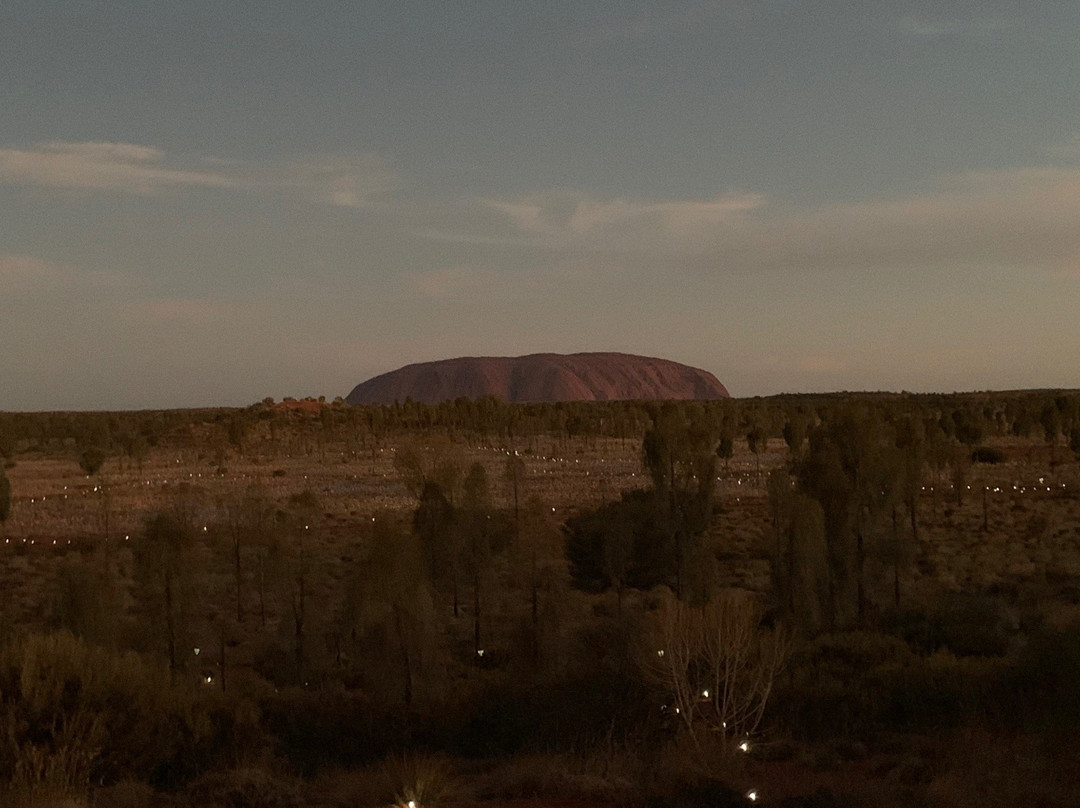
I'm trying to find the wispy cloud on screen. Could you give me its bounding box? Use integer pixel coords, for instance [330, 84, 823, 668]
[0, 141, 398, 207]
[0, 142, 235, 193]
[0, 254, 120, 295]
[479, 191, 765, 252]
[458, 167, 1080, 282]
[252, 154, 399, 208]
[575, 3, 718, 48]
[898, 14, 1014, 40]
[411, 266, 492, 300]
[138, 297, 242, 325]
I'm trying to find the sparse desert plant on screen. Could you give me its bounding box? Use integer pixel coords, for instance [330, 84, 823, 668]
[382, 752, 465, 808]
[182, 766, 303, 808]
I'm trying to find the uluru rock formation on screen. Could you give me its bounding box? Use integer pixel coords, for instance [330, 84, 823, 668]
[346, 352, 729, 405]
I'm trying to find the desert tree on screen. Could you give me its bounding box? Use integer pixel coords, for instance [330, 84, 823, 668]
[503, 452, 526, 527]
[349, 511, 436, 707]
[0, 467, 9, 527]
[76, 445, 107, 478]
[1040, 402, 1062, 464]
[277, 490, 321, 683]
[458, 462, 506, 658]
[641, 404, 719, 599]
[782, 410, 810, 459]
[894, 412, 925, 544]
[513, 496, 564, 666]
[394, 438, 463, 504]
[131, 510, 195, 677]
[217, 485, 272, 624]
[796, 408, 903, 627]
[768, 471, 830, 633]
[637, 588, 790, 753]
[413, 480, 461, 616]
[746, 423, 766, 475]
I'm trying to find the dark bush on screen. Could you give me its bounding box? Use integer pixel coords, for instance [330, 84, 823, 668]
[0, 632, 257, 791]
[769, 631, 1001, 738]
[260, 689, 416, 774]
[996, 622, 1080, 731]
[182, 767, 302, 808]
[971, 445, 1005, 464]
[935, 594, 1019, 657]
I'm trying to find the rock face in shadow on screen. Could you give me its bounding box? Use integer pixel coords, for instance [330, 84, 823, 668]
[346, 353, 729, 404]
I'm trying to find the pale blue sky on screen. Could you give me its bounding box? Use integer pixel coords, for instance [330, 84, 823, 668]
[2, 1, 1079, 409]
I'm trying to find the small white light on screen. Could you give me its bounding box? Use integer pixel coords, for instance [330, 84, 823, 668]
[738, 741, 750, 753]
[702, 690, 709, 698]
[408, 801, 417, 808]
[194, 647, 201, 656]
[477, 649, 485, 657]
[746, 788, 758, 802]
[657, 649, 665, 657]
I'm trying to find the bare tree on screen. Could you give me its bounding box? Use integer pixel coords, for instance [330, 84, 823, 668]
[637, 588, 790, 752]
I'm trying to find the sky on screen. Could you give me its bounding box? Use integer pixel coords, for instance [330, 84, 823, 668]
[2, 1, 1080, 410]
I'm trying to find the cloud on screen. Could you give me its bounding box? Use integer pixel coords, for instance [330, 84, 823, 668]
[0, 141, 398, 207]
[897, 14, 1014, 40]
[254, 153, 399, 208]
[0, 141, 235, 193]
[748, 168, 1080, 275]
[138, 298, 241, 325]
[0, 254, 120, 295]
[575, 3, 718, 48]
[411, 267, 491, 299]
[565, 194, 765, 238]
[0, 254, 65, 293]
[472, 167, 1080, 281]
[480, 191, 765, 253]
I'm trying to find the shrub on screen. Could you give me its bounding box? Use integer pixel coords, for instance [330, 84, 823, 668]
[970, 446, 1005, 464]
[0, 632, 260, 793]
[996, 622, 1080, 731]
[181, 767, 302, 808]
[382, 753, 465, 808]
[769, 632, 1000, 738]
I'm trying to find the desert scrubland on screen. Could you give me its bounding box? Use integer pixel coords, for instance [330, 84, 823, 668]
[1, 393, 1079, 807]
